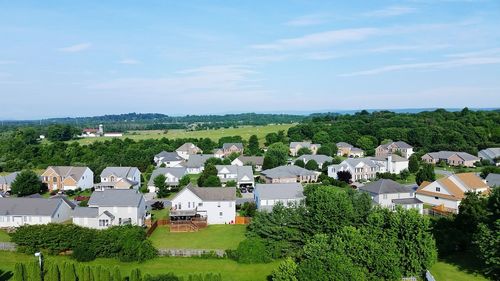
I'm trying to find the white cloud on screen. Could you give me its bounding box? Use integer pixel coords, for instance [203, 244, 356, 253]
[446, 48, 500, 58]
[285, 14, 330, 27]
[117, 59, 140, 65]
[59, 43, 92, 53]
[339, 56, 500, 76]
[367, 44, 450, 53]
[363, 6, 417, 18]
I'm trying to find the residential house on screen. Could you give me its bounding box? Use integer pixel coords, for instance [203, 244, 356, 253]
[73, 189, 147, 229]
[359, 179, 423, 214]
[416, 173, 490, 213]
[328, 158, 381, 182]
[222, 143, 244, 156]
[176, 143, 203, 160]
[231, 156, 264, 171]
[0, 197, 74, 227]
[289, 141, 321, 156]
[96, 167, 141, 190]
[147, 167, 188, 193]
[370, 154, 409, 174]
[254, 183, 305, 212]
[213, 148, 225, 159]
[185, 154, 214, 174]
[295, 154, 333, 169]
[41, 166, 94, 191]
[0, 172, 20, 193]
[478, 148, 500, 165]
[216, 165, 254, 189]
[485, 173, 500, 187]
[375, 141, 414, 159]
[421, 151, 480, 167]
[153, 151, 185, 167]
[336, 142, 364, 158]
[170, 184, 236, 224]
[260, 165, 319, 184]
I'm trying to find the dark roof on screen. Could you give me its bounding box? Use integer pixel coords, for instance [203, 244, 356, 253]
[0, 197, 70, 216]
[486, 173, 500, 187]
[359, 179, 413, 195]
[88, 189, 144, 207]
[154, 151, 184, 162]
[392, 198, 423, 205]
[185, 185, 236, 201]
[255, 183, 304, 200]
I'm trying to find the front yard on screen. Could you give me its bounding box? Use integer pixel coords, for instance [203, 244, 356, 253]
[0, 230, 10, 242]
[149, 224, 246, 250]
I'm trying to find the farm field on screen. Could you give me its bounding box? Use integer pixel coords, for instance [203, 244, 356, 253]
[0, 251, 278, 281]
[149, 225, 246, 250]
[71, 124, 295, 145]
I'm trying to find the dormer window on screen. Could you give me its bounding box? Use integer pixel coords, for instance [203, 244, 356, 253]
[436, 187, 440, 192]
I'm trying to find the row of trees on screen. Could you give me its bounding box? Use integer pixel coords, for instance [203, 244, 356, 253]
[13, 261, 222, 281]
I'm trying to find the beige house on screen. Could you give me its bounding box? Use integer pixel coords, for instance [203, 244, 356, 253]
[422, 151, 479, 167]
[222, 143, 244, 156]
[289, 142, 321, 156]
[336, 142, 364, 158]
[41, 166, 94, 191]
[260, 165, 319, 184]
[176, 143, 203, 160]
[375, 141, 414, 159]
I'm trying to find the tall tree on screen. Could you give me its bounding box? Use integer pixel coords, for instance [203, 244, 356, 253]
[153, 174, 168, 198]
[415, 164, 436, 185]
[247, 135, 260, 155]
[263, 142, 289, 170]
[11, 170, 44, 197]
[408, 155, 420, 173]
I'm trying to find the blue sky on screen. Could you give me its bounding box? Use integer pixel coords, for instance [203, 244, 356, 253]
[1, 0, 499, 119]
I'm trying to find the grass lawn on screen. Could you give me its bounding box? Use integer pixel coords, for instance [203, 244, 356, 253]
[150, 208, 170, 220]
[71, 124, 294, 145]
[430, 253, 490, 281]
[396, 174, 416, 185]
[149, 225, 246, 250]
[0, 230, 10, 242]
[0, 251, 278, 281]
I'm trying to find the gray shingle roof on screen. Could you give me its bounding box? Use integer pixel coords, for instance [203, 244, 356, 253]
[88, 189, 144, 207]
[425, 151, 479, 161]
[100, 167, 139, 178]
[359, 179, 413, 195]
[176, 142, 201, 153]
[370, 154, 407, 163]
[261, 165, 317, 179]
[296, 154, 333, 164]
[223, 143, 243, 150]
[73, 207, 99, 218]
[0, 197, 71, 216]
[216, 165, 254, 182]
[289, 141, 321, 149]
[155, 151, 184, 162]
[255, 183, 305, 200]
[379, 141, 413, 149]
[0, 172, 20, 185]
[185, 154, 214, 168]
[48, 166, 90, 181]
[148, 167, 188, 185]
[486, 173, 500, 187]
[343, 158, 379, 167]
[186, 185, 236, 201]
[235, 156, 264, 166]
[336, 142, 353, 148]
[392, 198, 423, 205]
[479, 148, 500, 159]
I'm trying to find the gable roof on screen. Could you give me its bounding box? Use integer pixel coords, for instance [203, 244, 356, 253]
[185, 184, 236, 201]
[216, 165, 254, 182]
[379, 141, 413, 149]
[176, 142, 201, 153]
[424, 151, 479, 161]
[255, 183, 304, 200]
[343, 158, 379, 167]
[148, 167, 187, 185]
[370, 154, 408, 163]
[222, 143, 243, 150]
[154, 151, 184, 162]
[0, 172, 20, 185]
[88, 189, 144, 207]
[73, 206, 99, 218]
[454, 173, 489, 189]
[261, 165, 317, 179]
[289, 141, 321, 149]
[336, 142, 353, 148]
[485, 173, 500, 187]
[416, 173, 488, 201]
[185, 154, 214, 168]
[0, 197, 71, 216]
[297, 154, 333, 164]
[359, 179, 412, 195]
[479, 148, 500, 159]
[45, 166, 90, 180]
[234, 156, 264, 166]
[100, 167, 139, 179]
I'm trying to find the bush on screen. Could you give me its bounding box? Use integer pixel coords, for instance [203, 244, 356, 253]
[230, 238, 272, 264]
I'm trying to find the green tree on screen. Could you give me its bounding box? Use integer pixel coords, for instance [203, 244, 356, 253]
[337, 171, 352, 183]
[356, 136, 375, 151]
[317, 144, 336, 157]
[179, 175, 191, 187]
[263, 142, 289, 170]
[247, 135, 260, 155]
[226, 180, 237, 187]
[294, 159, 305, 168]
[296, 147, 312, 156]
[271, 257, 298, 281]
[153, 174, 169, 198]
[47, 125, 79, 142]
[202, 175, 222, 187]
[11, 170, 44, 197]
[399, 169, 410, 181]
[312, 131, 330, 145]
[304, 160, 319, 171]
[415, 164, 436, 185]
[408, 155, 420, 173]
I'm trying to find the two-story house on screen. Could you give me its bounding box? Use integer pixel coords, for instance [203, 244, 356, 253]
[147, 167, 188, 193]
[231, 156, 264, 172]
[0, 197, 75, 227]
[96, 167, 141, 190]
[73, 189, 147, 229]
[375, 141, 414, 159]
[370, 155, 409, 174]
[222, 143, 244, 157]
[0, 172, 20, 193]
[336, 142, 364, 158]
[254, 183, 305, 212]
[328, 158, 381, 182]
[416, 173, 490, 213]
[359, 179, 423, 214]
[170, 184, 236, 224]
[289, 142, 321, 156]
[295, 154, 334, 169]
[421, 151, 480, 167]
[215, 165, 254, 189]
[185, 154, 214, 174]
[176, 143, 203, 160]
[153, 151, 185, 167]
[260, 165, 319, 184]
[41, 166, 94, 191]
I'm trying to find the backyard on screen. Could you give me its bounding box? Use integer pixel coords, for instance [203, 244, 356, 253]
[149, 224, 246, 250]
[430, 253, 490, 281]
[0, 230, 10, 242]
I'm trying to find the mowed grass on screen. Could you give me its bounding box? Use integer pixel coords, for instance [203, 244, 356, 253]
[430, 253, 491, 281]
[0, 251, 278, 281]
[0, 230, 10, 242]
[71, 124, 294, 145]
[149, 225, 246, 250]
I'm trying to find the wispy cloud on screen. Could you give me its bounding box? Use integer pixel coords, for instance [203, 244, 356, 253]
[117, 58, 141, 65]
[59, 43, 92, 53]
[446, 48, 500, 58]
[363, 6, 417, 18]
[251, 28, 380, 50]
[0, 60, 17, 65]
[285, 14, 330, 27]
[339, 56, 500, 77]
[368, 44, 450, 53]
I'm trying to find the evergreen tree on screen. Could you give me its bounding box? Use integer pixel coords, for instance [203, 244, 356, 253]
[408, 155, 420, 173]
[304, 160, 319, 171]
[10, 170, 44, 197]
[153, 174, 169, 198]
[247, 135, 260, 155]
[415, 164, 436, 185]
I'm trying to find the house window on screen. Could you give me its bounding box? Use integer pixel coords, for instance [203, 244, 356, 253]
[219, 212, 223, 216]
[198, 203, 203, 206]
[383, 194, 388, 199]
[218, 202, 221, 207]
[119, 218, 122, 225]
[436, 187, 440, 192]
[53, 177, 57, 182]
[188, 202, 191, 208]
[435, 197, 439, 200]
[99, 219, 109, 227]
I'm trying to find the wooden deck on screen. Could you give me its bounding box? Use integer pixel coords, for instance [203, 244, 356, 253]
[170, 217, 208, 233]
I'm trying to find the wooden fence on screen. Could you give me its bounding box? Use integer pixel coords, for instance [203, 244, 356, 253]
[146, 220, 158, 237]
[235, 216, 252, 225]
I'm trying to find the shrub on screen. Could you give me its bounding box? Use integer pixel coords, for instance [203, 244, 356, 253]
[231, 238, 272, 264]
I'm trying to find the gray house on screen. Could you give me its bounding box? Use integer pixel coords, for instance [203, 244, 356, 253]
[0, 197, 75, 227]
[485, 173, 500, 187]
[148, 167, 188, 193]
[185, 154, 214, 174]
[359, 179, 423, 214]
[478, 148, 500, 165]
[0, 172, 20, 193]
[260, 165, 319, 184]
[154, 151, 185, 167]
[295, 154, 333, 168]
[216, 165, 254, 190]
[254, 183, 305, 211]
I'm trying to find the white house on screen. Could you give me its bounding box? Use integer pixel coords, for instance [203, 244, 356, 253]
[231, 156, 264, 171]
[375, 141, 414, 159]
[170, 185, 236, 224]
[0, 197, 74, 227]
[216, 165, 254, 189]
[154, 151, 185, 167]
[185, 154, 214, 174]
[295, 154, 333, 168]
[289, 142, 321, 156]
[41, 166, 94, 191]
[176, 143, 203, 160]
[97, 167, 141, 190]
[73, 189, 147, 229]
[416, 173, 490, 213]
[359, 179, 423, 214]
[370, 155, 409, 174]
[148, 167, 188, 193]
[328, 158, 381, 182]
[254, 183, 305, 212]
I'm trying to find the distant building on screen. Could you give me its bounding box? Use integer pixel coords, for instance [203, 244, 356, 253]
[0, 172, 20, 193]
[260, 165, 319, 184]
[222, 143, 244, 157]
[375, 141, 413, 159]
[336, 142, 364, 158]
[186, 154, 214, 174]
[148, 167, 188, 193]
[41, 166, 94, 191]
[154, 151, 185, 167]
[485, 173, 500, 187]
[289, 142, 321, 156]
[254, 183, 305, 212]
[295, 154, 333, 168]
[216, 165, 254, 189]
[231, 156, 264, 171]
[359, 179, 423, 214]
[96, 167, 141, 190]
[0, 197, 75, 227]
[478, 148, 500, 165]
[422, 151, 479, 167]
[176, 143, 203, 160]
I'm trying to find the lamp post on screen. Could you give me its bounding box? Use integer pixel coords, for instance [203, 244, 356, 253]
[34, 252, 43, 280]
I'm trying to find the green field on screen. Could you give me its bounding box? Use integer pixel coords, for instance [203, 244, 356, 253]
[72, 124, 294, 145]
[149, 225, 246, 250]
[0, 251, 278, 281]
[430, 253, 490, 281]
[0, 230, 10, 242]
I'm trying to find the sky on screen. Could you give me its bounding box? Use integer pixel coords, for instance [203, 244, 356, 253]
[1, 0, 500, 119]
